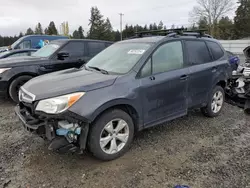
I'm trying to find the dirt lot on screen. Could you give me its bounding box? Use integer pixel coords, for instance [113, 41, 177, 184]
[0, 98, 250, 188]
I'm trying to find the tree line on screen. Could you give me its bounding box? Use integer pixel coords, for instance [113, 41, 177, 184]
[190, 0, 250, 40]
[0, 0, 250, 47]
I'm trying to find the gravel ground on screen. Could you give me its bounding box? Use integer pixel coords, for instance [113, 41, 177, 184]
[0, 98, 250, 188]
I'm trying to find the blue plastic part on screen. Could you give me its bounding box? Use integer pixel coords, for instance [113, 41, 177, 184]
[75, 127, 81, 135]
[56, 128, 69, 136]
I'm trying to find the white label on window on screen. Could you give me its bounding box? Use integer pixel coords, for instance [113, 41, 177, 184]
[128, 49, 145, 55]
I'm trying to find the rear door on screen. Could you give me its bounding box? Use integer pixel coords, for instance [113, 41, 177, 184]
[139, 40, 189, 127]
[184, 40, 214, 108]
[51, 41, 86, 70]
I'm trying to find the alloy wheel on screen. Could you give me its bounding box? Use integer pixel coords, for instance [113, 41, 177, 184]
[100, 118, 129, 154]
[211, 91, 224, 113]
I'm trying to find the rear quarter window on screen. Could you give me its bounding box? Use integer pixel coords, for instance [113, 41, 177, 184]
[206, 41, 224, 60]
[185, 40, 212, 65]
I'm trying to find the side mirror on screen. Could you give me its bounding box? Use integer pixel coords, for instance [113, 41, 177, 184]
[57, 52, 69, 60]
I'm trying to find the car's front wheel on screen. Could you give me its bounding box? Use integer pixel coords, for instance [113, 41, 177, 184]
[88, 109, 134, 161]
[201, 85, 225, 117]
[9, 75, 33, 103]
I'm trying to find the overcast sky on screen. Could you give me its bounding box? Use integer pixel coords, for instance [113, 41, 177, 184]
[0, 0, 237, 36]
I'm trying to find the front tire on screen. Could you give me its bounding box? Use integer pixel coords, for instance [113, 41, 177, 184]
[88, 109, 134, 161]
[201, 86, 225, 117]
[9, 75, 33, 103]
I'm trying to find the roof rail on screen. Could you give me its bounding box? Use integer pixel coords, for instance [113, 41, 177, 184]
[134, 28, 210, 38]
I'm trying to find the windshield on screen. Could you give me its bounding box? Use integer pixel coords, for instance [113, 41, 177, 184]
[32, 43, 60, 58]
[86, 42, 151, 74]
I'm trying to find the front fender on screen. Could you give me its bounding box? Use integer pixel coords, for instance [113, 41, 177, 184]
[90, 98, 142, 122]
[1, 66, 38, 82]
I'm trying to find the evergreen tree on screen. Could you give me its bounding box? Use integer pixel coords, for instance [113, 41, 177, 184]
[25, 28, 34, 35]
[234, 0, 250, 39]
[113, 30, 121, 41]
[78, 26, 84, 39]
[18, 32, 24, 38]
[88, 6, 105, 39]
[198, 16, 208, 29]
[72, 30, 80, 39]
[45, 21, 58, 35]
[35, 23, 43, 35]
[103, 18, 114, 41]
[217, 16, 234, 39]
[153, 23, 158, 30]
[124, 25, 134, 38]
[149, 24, 153, 30]
[143, 25, 148, 31]
[122, 24, 129, 39]
[158, 21, 164, 30]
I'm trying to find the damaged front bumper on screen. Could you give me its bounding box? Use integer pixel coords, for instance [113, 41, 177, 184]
[15, 103, 89, 153]
[225, 68, 250, 113]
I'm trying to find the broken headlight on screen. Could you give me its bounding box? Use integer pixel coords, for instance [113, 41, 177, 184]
[36, 92, 85, 114]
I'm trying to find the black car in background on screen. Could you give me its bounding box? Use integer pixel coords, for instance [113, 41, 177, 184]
[0, 39, 113, 102]
[0, 49, 37, 59]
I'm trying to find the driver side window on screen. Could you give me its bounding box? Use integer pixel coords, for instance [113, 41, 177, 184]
[152, 41, 184, 74]
[140, 41, 184, 77]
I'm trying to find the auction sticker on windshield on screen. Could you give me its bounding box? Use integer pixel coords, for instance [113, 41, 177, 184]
[128, 49, 145, 55]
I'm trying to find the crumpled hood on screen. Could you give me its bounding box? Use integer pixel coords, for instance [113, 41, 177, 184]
[0, 56, 45, 67]
[22, 68, 118, 100]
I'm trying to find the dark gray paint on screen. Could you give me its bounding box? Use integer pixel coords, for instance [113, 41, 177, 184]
[21, 36, 230, 131]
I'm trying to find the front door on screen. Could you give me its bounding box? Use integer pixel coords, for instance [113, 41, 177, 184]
[139, 40, 189, 127]
[52, 41, 86, 71]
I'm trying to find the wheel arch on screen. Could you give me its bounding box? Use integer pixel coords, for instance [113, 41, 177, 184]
[7, 72, 37, 96]
[90, 100, 142, 132]
[216, 80, 227, 89]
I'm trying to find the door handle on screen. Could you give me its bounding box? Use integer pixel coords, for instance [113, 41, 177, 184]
[180, 75, 188, 80]
[149, 76, 155, 81]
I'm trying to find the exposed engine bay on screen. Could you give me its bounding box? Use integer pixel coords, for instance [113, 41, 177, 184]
[225, 46, 250, 114]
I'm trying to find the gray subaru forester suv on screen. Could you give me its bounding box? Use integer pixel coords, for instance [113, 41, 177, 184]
[15, 30, 230, 161]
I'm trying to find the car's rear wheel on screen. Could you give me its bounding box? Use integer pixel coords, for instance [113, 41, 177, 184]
[88, 109, 134, 161]
[9, 75, 33, 103]
[201, 85, 225, 117]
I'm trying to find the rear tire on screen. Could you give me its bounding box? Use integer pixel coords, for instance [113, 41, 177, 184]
[88, 109, 134, 161]
[9, 75, 33, 103]
[201, 86, 225, 117]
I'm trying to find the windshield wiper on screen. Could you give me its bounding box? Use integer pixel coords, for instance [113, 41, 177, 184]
[88, 66, 109, 74]
[81, 64, 88, 70]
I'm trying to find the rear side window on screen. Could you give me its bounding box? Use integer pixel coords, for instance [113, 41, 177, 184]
[185, 40, 212, 64]
[60, 41, 85, 57]
[88, 42, 106, 57]
[207, 41, 224, 60]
